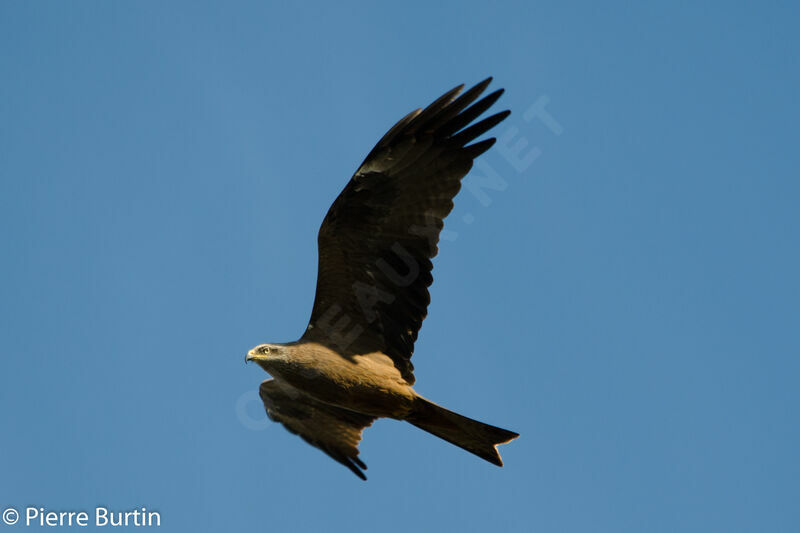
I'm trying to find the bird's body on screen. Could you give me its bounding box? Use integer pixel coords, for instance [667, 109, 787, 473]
[252, 342, 416, 419]
[246, 78, 519, 479]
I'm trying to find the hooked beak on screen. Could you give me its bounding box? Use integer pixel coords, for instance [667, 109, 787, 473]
[245, 349, 257, 364]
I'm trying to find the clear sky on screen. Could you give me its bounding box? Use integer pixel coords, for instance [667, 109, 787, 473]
[1, 1, 798, 532]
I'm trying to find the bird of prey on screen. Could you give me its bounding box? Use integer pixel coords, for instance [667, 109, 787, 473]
[246, 78, 519, 480]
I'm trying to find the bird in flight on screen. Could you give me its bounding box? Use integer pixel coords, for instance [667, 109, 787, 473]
[246, 78, 518, 480]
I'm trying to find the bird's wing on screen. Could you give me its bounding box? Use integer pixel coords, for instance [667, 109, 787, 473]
[302, 78, 509, 384]
[259, 379, 375, 480]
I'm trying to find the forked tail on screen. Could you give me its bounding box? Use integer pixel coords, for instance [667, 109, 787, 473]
[407, 397, 519, 466]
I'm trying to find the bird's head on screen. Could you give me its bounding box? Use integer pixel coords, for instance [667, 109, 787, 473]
[245, 343, 284, 363]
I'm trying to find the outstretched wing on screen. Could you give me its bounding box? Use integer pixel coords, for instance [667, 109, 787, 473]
[259, 379, 375, 480]
[302, 78, 509, 384]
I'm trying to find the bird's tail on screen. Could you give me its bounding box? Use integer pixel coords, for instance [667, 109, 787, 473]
[406, 397, 519, 466]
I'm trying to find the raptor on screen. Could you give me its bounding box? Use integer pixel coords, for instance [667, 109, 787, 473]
[246, 78, 518, 480]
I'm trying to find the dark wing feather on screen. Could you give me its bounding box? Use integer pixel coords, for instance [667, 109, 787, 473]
[259, 379, 375, 480]
[302, 78, 509, 384]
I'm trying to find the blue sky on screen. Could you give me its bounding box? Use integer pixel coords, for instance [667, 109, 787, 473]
[1, 1, 798, 531]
